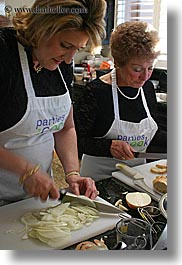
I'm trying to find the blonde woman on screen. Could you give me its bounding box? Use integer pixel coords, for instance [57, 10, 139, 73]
[0, 0, 106, 205]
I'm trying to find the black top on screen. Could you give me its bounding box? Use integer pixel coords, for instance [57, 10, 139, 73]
[0, 28, 73, 132]
[73, 77, 167, 159]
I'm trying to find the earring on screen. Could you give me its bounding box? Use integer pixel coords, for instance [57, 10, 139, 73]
[33, 64, 43, 73]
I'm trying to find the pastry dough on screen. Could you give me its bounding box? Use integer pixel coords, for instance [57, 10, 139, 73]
[153, 176, 167, 193]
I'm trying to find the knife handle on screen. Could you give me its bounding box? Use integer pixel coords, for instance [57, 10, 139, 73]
[133, 152, 139, 158]
[48, 188, 68, 200]
[115, 163, 137, 178]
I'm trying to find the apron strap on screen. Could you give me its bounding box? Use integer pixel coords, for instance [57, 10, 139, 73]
[140, 88, 153, 119]
[57, 67, 69, 92]
[18, 43, 35, 97]
[111, 68, 153, 120]
[18, 43, 69, 97]
[111, 68, 120, 119]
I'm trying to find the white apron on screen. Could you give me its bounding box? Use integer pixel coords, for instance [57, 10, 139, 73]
[80, 68, 158, 180]
[0, 43, 71, 202]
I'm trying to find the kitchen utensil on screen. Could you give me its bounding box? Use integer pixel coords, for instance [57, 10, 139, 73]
[58, 188, 69, 200]
[115, 217, 152, 250]
[138, 208, 156, 225]
[138, 206, 161, 218]
[48, 188, 69, 201]
[61, 193, 131, 217]
[137, 207, 162, 234]
[159, 193, 167, 219]
[115, 163, 162, 201]
[134, 152, 167, 160]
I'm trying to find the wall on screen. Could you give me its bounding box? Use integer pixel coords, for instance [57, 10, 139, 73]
[6, 0, 34, 7]
[74, 44, 112, 65]
[0, 1, 5, 15]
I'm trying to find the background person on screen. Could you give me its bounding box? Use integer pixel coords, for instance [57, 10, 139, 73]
[0, 15, 11, 27]
[73, 21, 167, 178]
[0, 0, 106, 205]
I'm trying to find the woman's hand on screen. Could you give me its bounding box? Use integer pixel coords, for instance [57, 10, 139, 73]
[66, 174, 99, 200]
[23, 169, 60, 201]
[110, 140, 135, 160]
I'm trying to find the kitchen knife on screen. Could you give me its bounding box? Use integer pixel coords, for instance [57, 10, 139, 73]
[58, 188, 70, 200]
[115, 163, 162, 202]
[134, 152, 167, 160]
[48, 188, 69, 201]
[61, 192, 131, 217]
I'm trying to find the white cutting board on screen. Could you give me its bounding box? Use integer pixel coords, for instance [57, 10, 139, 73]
[112, 159, 167, 201]
[0, 196, 120, 250]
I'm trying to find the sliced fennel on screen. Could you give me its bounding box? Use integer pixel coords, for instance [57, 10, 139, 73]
[20, 201, 99, 248]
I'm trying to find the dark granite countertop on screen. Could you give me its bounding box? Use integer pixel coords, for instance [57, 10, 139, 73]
[64, 177, 167, 250]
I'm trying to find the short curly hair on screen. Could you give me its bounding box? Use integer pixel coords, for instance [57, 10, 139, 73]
[110, 21, 160, 67]
[12, 0, 106, 51]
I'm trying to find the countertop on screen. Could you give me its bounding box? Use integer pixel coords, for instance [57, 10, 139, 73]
[0, 158, 167, 250]
[0, 195, 121, 250]
[65, 175, 167, 250]
[52, 158, 167, 250]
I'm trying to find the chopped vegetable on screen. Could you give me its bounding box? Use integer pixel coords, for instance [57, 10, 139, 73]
[20, 202, 99, 248]
[115, 199, 128, 211]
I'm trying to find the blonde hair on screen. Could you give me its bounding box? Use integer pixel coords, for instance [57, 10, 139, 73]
[110, 21, 160, 67]
[13, 0, 106, 51]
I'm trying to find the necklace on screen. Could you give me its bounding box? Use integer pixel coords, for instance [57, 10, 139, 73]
[116, 85, 141, 100]
[33, 64, 43, 73]
[111, 68, 141, 100]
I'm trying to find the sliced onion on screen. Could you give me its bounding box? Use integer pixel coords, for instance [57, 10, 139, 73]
[21, 201, 99, 248]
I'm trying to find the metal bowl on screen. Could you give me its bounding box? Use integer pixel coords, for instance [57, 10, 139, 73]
[159, 193, 167, 219]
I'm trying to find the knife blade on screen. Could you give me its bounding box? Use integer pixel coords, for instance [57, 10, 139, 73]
[48, 188, 69, 201]
[61, 192, 131, 217]
[134, 152, 167, 160]
[115, 163, 162, 202]
[58, 188, 70, 200]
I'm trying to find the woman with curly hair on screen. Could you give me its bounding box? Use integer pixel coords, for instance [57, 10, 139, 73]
[74, 21, 167, 178]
